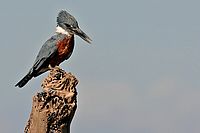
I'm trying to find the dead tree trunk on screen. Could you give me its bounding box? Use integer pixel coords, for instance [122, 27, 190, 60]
[24, 67, 78, 133]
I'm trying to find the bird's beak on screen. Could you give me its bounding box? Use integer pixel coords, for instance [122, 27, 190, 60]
[74, 28, 92, 44]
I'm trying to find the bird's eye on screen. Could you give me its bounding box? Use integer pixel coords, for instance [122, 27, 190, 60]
[65, 24, 70, 27]
[65, 24, 74, 28]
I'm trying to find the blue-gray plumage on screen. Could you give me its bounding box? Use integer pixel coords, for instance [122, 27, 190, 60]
[15, 10, 92, 88]
[32, 34, 68, 76]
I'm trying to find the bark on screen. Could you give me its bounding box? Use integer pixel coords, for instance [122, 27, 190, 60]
[24, 67, 78, 133]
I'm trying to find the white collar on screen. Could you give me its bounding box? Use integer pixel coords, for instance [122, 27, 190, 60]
[55, 26, 70, 36]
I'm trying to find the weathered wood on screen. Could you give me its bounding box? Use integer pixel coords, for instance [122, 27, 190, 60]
[24, 67, 78, 133]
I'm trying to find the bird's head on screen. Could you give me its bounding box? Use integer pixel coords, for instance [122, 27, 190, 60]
[56, 10, 92, 44]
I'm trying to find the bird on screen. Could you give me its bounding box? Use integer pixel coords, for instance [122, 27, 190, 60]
[15, 10, 92, 88]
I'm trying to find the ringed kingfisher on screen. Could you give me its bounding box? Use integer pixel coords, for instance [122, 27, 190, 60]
[15, 10, 92, 88]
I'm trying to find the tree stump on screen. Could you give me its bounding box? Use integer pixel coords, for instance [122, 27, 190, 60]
[24, 67, 78, 133]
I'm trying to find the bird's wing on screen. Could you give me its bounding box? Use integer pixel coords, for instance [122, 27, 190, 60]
[31, 34, 66, 74]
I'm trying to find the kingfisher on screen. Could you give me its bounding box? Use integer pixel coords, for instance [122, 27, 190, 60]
[15, 10, 92, 88]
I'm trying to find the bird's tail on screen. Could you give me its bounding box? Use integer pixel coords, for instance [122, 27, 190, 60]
[15, 71, 33, 88]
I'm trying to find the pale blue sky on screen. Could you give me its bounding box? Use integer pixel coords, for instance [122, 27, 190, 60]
[0, 0, 200, 133]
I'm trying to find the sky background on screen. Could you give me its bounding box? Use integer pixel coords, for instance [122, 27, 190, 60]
[0, 0, 200, 133]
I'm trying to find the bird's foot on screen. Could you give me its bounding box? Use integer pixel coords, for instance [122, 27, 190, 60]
[48, 65, 61, 70]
